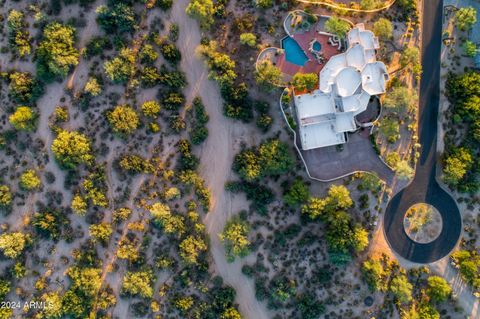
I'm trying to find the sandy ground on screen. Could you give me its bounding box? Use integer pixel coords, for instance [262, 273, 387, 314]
[170, 1, 272, 318]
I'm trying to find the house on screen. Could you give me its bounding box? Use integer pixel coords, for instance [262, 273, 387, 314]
[294, 23, 389, 150]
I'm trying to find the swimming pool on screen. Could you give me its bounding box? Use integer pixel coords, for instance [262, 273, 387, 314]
[282, 37, 309, 66]
[313, 41, 321, 52]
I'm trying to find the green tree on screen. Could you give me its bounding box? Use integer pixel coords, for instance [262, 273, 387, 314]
[53, 106, 69, 123]
[179, 235, 207, 265]
[9, 71, 43, 104]
[443, 147, 473, 186]
[451, 250, 480, 288]
[258, 139, 294, 176]
[67, 266, 101, 296]
[360, 0, 381, 9]
[301, 184, 353, 219]
[233, 149, 260, 181]
[292, 73, 318, 92]
[373, 18, 393, 40]
[186, 0, 215, 29]
[199, 41, 237, 87]
[400, 47, 421, 74]
[107, 105, 139, 135]
[84, 36, 111, 58]
[96, 3, 137, 34]
[40, 292, 63, 319]
[220, 307, 242, 319]
[84, 77, 102, 97]
[149, 202, 185, 235]
[325, 17, 351, 38]
[51, 130, 94, 169]
[0, 185, 13, 207]
[119, 154, 153, 174]
[389, 274, 413, 304]
[233, 139, 293, 181]
[9, 106, 37, 131]
[160, 42, 181, 64]
[427, 276, 452, 303]
[36, 22, 79, 79]
[0, 232, 28, 258]
[0, 308, 13, 318]
[7, 10, 25, 31]
[380, 117, 400, 143]
[255, 0, 273, 8]
[455, 7, 477, 31]
[140, 44, 158, 63]
[325, 185, 353, 212]
[361, 258, 386, 291]
[446, 71, 480, 102]
[32, 211, 62, 240]
[19, 169, 41, 190]
[61, 290, 86, 318]
[113, 207, 132, 222]
[397, 0, 417, 13]
[121, 270, 155, 298]
[174, 296, 194, 313]
[301, 197, 326, 219]
[117, 237, 139, 261]
[157, 0, 173, 10]
[71, 194, 87, 215]
[358, 172, 382, 193]
[351, 225, 369, 252]
[89, 223, 113, 243]
[384, 86, 418, 113]
[463, 40, 478, 57]
[240, 33, 257, 47]
[462, 95, 480, 120]
[164, 187, 181, 200]
[459, 260, 478, 286]
[104, 48, 136, 83]
[141, 100, 161, 118]
[297, 292, 325, 318]
[0, 279, 10, 299]
[220, 216, 250, 261]
[395, 160, 414, 180]
[324, 210, 352, 252]
[284, 178, 309, 207]
[7, 10, 31, 57]
[255, 60, 284, 91]
[417, 302, 440, 319]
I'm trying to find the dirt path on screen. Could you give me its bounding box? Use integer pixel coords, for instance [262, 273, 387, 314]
[66, 0, 102, 90]
[170, 2, 271, 318]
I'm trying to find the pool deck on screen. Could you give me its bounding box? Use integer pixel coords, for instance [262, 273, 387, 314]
[277, 28, 341, 76]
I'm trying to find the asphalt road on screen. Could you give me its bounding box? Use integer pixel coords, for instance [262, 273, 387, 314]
[383, 0, 462, 263]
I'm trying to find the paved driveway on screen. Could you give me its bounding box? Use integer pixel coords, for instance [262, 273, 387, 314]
[298, 130, 395, 183]
[383, 0, 462, 264]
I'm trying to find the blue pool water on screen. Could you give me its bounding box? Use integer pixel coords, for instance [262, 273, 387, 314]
[313, 41, 321, 52]
[282, 37, 308, 66]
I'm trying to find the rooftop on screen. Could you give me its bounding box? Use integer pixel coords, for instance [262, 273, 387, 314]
[336, 67, 362, 97]
[294, 23, 389, 150]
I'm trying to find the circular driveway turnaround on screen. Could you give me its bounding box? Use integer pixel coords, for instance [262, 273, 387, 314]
[383, 0, 462, 264]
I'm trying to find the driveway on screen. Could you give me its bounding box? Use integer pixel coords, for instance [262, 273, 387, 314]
[299, 130, 395, 183]
[383, 0, 462, 264]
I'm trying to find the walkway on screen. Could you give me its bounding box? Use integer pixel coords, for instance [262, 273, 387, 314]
[383, 0, 462, 263]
